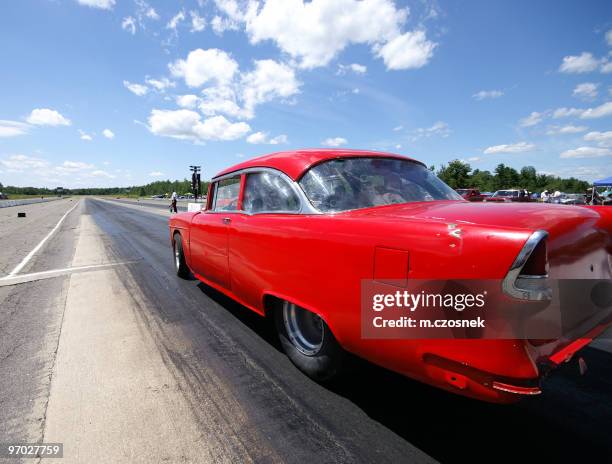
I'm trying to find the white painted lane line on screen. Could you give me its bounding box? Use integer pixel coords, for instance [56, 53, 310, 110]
[7, 200, 80, 277]
[0, 261, 141, 287]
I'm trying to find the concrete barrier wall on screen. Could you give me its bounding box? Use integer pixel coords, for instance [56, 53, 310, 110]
[0, 197, 63, 208]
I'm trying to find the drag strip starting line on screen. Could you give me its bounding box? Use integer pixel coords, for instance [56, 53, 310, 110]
[7, 200, 80, 277]
[0, 261, 141, 287]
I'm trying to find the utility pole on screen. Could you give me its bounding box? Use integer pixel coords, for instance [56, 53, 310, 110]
[189, 165, 202, 201]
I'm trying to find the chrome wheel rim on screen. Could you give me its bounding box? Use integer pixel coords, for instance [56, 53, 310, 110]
[283, 302, 324, 356]
[174, 242, 180, 269]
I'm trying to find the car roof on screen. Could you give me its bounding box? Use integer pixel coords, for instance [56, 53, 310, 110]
[212, 149, 424, 181]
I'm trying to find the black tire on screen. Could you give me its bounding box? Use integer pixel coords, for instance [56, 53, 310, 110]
[275, 301, 343, 382]
[173, 233, 190, 278]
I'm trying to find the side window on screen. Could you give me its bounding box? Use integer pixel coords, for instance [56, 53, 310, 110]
[243, 172, 300, 213]
[213, 177, 241, 211]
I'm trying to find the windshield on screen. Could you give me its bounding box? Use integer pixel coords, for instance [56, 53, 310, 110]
[298, 157, 462, 212]
[492, 190, 517, 197]
[456, 189, 469, 195]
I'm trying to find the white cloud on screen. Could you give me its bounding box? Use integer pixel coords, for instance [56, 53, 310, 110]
[246, 131, 267, 144]
[337, 63, 367, 75]
[214, 0, 244, 21]
[79, 129, 93, 141]
[57, 160, 95, 173]
[90, 170, 116, 178]
[76, 0, 115, 10]
[584, 130, 612, 147]
[140, 1, 159, 20]
[321, 137, 348, 147]
[169, 48, 238, 87]
[176, 94, 200, 109]
[241, 59, 301, 118]
[411, 121, 450, 141]
[602, 61, 612, 74]
[606, 30, 612, 47]
[560, 146, 612, 159]
[167, 10, 185, 29]
[472, 90, 503, 100]
[0, 154, 50, 171]
[26, 108, 71, 126]
[240, 0, 435, 70]
[199, 86, 244, 118]
[377, 30, 437, 70]
[211, 15, 239, 35]
[559, 52, 601, 73]
[149, 171, 164, 177]
[123, 80, 148, 96]
[145, 77, 175, 91]
[553, 107, 583, 118]
[580, 101, 612, 119]
[484, 142, 535, 154]
[122, 16, 136, 34]
[573, 82, 598, 99]
[519, 111, 543, 127]
[393, 125, 403, 131]
[190, 11, 206, 32]
[0, 120, 30, 137]
[270, 134, 288, 144]
[546, 125, 588, 135]
[467, 156, 481, 162]
[147, 109, 250, 142]
[102, 128, 115, 139]
[553, 102, 612, 119]
[246, 131, 288, 144]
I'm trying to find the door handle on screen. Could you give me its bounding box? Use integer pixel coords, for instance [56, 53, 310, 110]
[223, 217, 231, 224]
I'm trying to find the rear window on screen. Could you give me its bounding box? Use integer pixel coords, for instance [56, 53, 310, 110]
[299, 157, 461, 213]
[243, 172, 300, 213]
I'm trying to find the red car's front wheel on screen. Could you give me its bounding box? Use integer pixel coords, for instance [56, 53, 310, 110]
[275, 301, 343, 382]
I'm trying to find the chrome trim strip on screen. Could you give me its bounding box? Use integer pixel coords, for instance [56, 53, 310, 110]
[502, 230, 553, 301]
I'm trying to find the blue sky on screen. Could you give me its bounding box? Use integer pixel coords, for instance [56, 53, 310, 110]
[1, 0, 611, 188]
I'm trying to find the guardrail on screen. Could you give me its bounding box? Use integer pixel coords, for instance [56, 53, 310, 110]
[0, 197, 63, 208]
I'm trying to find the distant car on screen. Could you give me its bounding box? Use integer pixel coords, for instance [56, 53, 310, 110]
[0, 192, 8, 200]
[484, 189, 530, 203]
[169, 149, 612, 403]
[455, 188, 486, 202]
[559, 194, 586, 205]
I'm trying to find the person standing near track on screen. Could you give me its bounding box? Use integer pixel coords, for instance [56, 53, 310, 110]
[170, 191, 178, 213]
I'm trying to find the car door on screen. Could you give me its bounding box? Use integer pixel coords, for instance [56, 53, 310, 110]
[228, 170, 302, 309]
[190, 175, 242, 289]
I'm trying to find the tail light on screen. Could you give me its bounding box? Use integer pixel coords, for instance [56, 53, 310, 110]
[503, 230, 552, 301]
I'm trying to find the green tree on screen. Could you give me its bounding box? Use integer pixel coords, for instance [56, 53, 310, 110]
[494, 164, 520, 189]
[470, 169, 495, 192]
[519, 166, 538, 192]
[437, 160, 472, 189]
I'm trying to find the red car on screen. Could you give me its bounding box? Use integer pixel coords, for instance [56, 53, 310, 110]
[456, 188, 486, 201]
[485, 189, 530, 202]
[169, 150, 612, 403]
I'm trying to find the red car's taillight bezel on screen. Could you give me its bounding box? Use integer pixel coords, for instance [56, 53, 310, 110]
[502, 230, 552, 301]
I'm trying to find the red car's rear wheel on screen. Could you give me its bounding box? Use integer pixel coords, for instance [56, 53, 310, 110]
[173, 233, 190, 279]
[275, 301, 343, 381]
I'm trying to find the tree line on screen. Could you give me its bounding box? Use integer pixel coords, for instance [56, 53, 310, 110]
[0, 179, 211, 197]
[434, 160, 590, 193]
